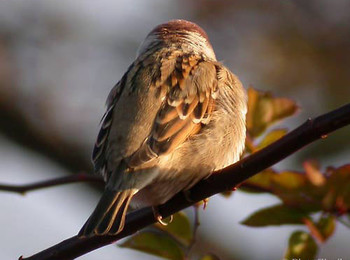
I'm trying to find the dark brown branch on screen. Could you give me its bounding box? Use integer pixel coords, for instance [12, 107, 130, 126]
[0, 173, 103, 194]
[0, 170, 268, 194]
[21, 103, 350, 260]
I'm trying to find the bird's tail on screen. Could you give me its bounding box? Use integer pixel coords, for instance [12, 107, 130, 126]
[78, 188, 137, 237]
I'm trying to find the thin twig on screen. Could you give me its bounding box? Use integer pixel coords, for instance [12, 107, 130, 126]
[18, 103, 350, 260]
[0, 173, 104, 194]
[185, 205, 201, 258]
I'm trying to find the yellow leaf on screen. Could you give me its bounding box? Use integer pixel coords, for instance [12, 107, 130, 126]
[303, 160, 326, 186]
[256, 128, 288, 151]
[246, 87, 298, 137]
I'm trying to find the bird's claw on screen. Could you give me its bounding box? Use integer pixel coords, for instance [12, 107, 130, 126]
[152, 206, 173, 226]
[202, 198, 209, 210]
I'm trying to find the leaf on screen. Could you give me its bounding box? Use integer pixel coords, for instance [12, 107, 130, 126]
[322, 189, 337, 212]
[303, 160, 326, 186]
[244, 168, 324, 212]
[243, 169, 306, 193]
[319, 164, 350, 214]
[255, 128, 288, 151]
[155, 212, 192, 245]
[316, 215, 336, 242]
[200, 253, 221, 260]
[120, 231, 184, 260]
[284, 231, 318, 260]
[271, 171, 324, 212]
[246, 87, 298, 137]
[315, 215, 336, 242]
[271, 170, 307, 190]
[241, 204, 309, 227]
[242, 168, 276, 193]
[303, 215, 336, 243]
[243, 163, 350, 228]
[327, 164, 350, 213]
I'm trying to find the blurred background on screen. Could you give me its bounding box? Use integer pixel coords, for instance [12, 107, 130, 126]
[0, 0, 349, 259]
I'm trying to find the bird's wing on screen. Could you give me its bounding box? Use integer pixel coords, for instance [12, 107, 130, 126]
[92, 52, 220, 180]
[91, 72, 128, 180]
[127, 53, 219, 168]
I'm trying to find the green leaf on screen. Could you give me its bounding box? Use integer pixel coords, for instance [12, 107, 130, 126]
[242, 168, 276, 192]
[271, 171, 307, 190]
[246, 87, 298, 137]
[243, 169, 306, 193]
[120, 231, 184, 260]
[284, 231, 318, 260]
[200, 253, 221, 260]
[303, 216, 336, 243]
[244, 168, 323, 212]
[241, 204, 309, 227]
[256, 128, 288, 151]
[155, 212, 192, 245]
[316, 215, 336, 242]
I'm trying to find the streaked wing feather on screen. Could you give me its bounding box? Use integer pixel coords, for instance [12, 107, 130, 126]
[92, 74, 127, 179]
[128, 54, 218, 167]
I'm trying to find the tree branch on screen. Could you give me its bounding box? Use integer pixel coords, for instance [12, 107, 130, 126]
[0, 173, 103, 194]
[20, 103, 350, 260]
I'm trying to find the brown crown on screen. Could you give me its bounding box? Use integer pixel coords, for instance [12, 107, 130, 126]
[150, 19, 210, 42]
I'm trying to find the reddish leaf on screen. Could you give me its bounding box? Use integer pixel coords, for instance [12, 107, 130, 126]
[303, 160, 326, 186]
[327, 164, 350, 213]
[246, 87, 298, 137]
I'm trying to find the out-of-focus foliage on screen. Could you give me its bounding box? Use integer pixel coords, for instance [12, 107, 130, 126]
[284, 231, 318, 260]
[242, 89, 350, 259]
[121, 212, 193, 260]
[154, 212, 193, 246]
[199, 254, 220, 260]
[121, 231, 184, 260]
[123, 88, 350, 259]
[241, 204, 309, 227]
[243, 164, 350, 215]
[246, 88, 298, 138]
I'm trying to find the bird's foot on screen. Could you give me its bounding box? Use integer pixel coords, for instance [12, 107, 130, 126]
[152, 206, 173, 226]
[195, 198, 209, 210]
[202, 198, 209, 210]
[183, 190, 194, 202]
[183, 190, 209, 210]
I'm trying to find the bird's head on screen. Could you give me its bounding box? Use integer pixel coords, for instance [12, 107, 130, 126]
[137, 19, 216, 60]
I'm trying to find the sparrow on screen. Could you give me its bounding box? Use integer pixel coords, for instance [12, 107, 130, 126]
[79, 19, 247, 237]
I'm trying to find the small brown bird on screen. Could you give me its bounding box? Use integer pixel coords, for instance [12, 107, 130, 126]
[79, 19, 247, 237]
